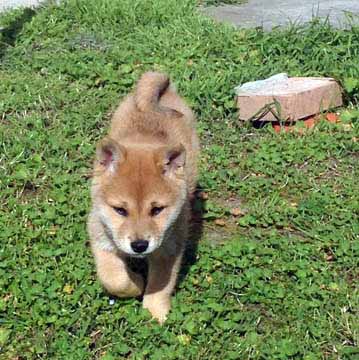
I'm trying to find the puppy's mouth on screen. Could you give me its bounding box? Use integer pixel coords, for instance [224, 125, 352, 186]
[128, 253, 148, 259]
[121, 248, 155, 258]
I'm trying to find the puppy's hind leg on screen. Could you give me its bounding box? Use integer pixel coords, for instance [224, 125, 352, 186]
[92, 246, 144, 298]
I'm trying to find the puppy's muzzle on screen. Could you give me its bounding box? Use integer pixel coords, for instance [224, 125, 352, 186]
[131, 240, 149, 254]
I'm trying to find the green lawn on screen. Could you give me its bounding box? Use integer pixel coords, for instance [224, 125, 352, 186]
[0, 0, 358, 359]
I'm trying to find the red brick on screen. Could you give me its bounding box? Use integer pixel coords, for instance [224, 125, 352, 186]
[326, 112, 340, 123]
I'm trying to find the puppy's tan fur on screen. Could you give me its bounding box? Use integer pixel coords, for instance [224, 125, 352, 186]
[87, 72, 199, 323]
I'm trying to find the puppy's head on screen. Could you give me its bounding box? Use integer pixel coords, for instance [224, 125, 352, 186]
[94, 137, 186, 257]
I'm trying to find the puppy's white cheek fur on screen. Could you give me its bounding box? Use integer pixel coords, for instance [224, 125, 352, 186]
[162, 185, 187, 235]
[97, 206, 115, 234]
[91, 206, 116, 252]
[96, 205, 132, 254]
[145, 235, 159, 254]
[97, 238, 116, 252]
[118, 235, 135, 255]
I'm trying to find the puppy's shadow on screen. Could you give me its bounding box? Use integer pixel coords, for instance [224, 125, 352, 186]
[177, 185, 205, 286]
[0, 8, 36, 59]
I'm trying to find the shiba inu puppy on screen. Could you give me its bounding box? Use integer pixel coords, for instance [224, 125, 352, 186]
[87, 72, 199, 323]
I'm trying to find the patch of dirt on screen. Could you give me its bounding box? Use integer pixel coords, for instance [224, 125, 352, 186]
[18, 181, 41, 202]
[201, 222, 239, 245]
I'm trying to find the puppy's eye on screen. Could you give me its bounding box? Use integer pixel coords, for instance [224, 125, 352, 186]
[113, 207, 128, 217]
[150, 206, 165, 217]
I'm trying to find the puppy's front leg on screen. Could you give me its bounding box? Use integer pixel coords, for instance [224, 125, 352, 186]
[92, 246, 144, 298]
[143, 248, 183, 324]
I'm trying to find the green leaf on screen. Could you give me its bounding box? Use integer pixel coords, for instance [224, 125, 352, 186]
[0, 328, 11, 347]
[343, 77, 359, 93]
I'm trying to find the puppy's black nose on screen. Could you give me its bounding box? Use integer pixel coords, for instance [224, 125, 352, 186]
[131, 240, 149, 253]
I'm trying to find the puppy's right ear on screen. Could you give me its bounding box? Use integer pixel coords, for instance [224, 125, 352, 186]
[96, 137, 126, 171]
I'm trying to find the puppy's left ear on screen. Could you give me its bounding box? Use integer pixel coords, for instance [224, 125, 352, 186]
[157, 144, 186, 177]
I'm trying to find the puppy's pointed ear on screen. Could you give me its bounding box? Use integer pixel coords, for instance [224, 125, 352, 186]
[96, 137, 126, 171]
[157, 144, 186, 177]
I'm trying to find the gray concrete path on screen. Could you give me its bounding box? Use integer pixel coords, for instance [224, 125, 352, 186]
[1, 0, 359, 30]
[204, 0, 359, 30]
[0, 0, 43, 12]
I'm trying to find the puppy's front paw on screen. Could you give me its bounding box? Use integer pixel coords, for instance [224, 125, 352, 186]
[143, 294, 171, 324]
[101, 272, 144, 298]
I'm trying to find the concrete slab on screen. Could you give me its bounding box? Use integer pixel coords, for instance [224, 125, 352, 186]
[203, 0, 359, 30]
[236, 75, 343, 121]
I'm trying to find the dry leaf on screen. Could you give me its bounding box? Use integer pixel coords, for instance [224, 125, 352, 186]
[63, 284, 74, 295]
[342, 124, 353, 131]
[214, 219, 226, 226]
[325, 254, 334, 261]
[230, 207, 244, 217]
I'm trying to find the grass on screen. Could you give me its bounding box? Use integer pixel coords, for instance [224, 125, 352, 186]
[200, 0, 247, 6]
[0, 0, 358, 358]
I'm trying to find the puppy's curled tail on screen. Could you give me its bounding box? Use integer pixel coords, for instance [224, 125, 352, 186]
[135, 72, 179, 116]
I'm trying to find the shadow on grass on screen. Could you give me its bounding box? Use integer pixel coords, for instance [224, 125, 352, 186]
[0, 8, 36, 59]
[178, 185, 206, 286]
